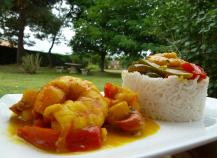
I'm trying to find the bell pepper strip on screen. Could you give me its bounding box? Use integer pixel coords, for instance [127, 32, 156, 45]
[104, 82, 118, 98]
[115, 110, 144, 132]
[33, 118, 50, 128]
[17, 126, 59, 151]
[181, 63, 207, 80]
[65, 126, 102, 152]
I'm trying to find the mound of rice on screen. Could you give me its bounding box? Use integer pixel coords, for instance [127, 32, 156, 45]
[122, 70, 209, 122]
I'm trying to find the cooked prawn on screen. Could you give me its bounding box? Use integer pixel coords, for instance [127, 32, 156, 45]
[10, 76, 108, 152]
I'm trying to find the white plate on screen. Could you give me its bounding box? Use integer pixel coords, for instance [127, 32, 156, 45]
[0, 94, 217, 158]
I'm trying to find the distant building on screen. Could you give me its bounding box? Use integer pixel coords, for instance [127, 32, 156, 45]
[109, 60, 120, 69]
[0, 39, 15, 47]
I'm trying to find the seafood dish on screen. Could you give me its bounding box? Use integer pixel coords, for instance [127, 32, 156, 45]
[9, 76, 158, 152]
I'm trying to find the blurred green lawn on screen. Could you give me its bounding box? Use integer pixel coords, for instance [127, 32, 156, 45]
[0, 65, 122, 97]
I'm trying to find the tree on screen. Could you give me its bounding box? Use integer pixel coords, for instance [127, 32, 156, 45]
[31, 0, 72, 67]
[69, 0, 165, 72]
[32, 17, 62, 67]
[0, 0, 60, 64]
[71, 18, 109, 71]
[69, 0, 217, 97]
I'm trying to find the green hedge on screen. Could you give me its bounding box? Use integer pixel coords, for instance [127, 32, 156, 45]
[27, 50, 71, 66]
[0, 46, 71, 66]
[0, 46, 17, 64]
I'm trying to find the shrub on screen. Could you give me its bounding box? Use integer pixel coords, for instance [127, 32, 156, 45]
[81, 57, 89, 68]
[71, 53, 90, 68]
[22, 54, 41, 74]
[71, 54, 81, 63]
[87, 64, 100, 71]
[119, 55, 142, 69]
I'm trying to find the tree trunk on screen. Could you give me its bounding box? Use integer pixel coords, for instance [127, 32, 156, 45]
[100, 52, 106, 72]
[48, 35, 56, 67]
[17, 10, 26, 64]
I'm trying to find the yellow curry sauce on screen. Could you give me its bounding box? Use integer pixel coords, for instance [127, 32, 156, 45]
[7, 116, 159, 153]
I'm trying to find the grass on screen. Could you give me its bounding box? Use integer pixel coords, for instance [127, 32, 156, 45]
[0, 65, 122, 97]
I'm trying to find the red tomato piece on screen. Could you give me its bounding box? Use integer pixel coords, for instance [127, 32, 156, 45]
[182, 63, 207, 80]
[66, 126, 102, 152]
[200, 72, 207, 79]
[17, 126, 59, 151]
[104, 83, 118, 98]
[196, 65, 207, 79]
[33, 118, 50, 127]
[115, 111, 144, 132]
[182, 63, 195, 72]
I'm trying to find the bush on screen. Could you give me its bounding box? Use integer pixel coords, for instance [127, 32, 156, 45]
[29, 51, 71, 67]
[119, 55, 142, 69]
[0, 46, 71, 66]
[81, 57, 89, 68]
[71, 53, 89, 68]
[71, 54, 81, 63]
[87, 64, 100, 71]
[22, 54, 41, 74]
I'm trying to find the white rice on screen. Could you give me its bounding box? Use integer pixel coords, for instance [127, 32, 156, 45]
[122, 70, 209, 122]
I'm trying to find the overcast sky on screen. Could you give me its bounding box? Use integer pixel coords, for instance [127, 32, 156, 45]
[24, 26, 75, 55]
[24, 1, 74, 55]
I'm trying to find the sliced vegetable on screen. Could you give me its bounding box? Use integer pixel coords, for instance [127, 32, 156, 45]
[165, 68, 193, 78]
[66, 126, 102, 151]
[33, 118, 50, 127]
[17, 126, 59, 151]
[104, 82, 118, 98]
[115, 111, 144, 132]
[181, 62, 195, 72]
[129, 53, 207, 80]
[182, 63, 207, 80]
[128, 64, 150, 74]
[107, 101, 130, 124]
[138, 59, 193, 79]
[145, 72, 161, 78]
